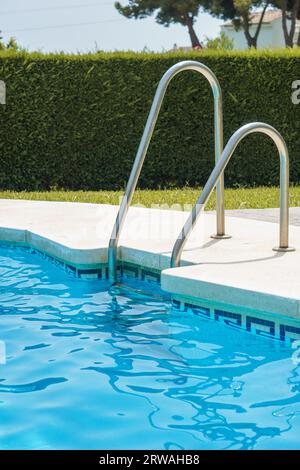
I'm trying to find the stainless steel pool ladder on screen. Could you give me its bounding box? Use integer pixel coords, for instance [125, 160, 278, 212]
[171, 122, 295, 268]
[108, 60, 226, 282]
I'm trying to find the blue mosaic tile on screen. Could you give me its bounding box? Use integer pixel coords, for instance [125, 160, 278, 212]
[185, 303, 211, 318]
[215, 309, 242, 329]
[172, 299, 181, 310]
[77, 268, 103, 279]
[30, 248, 77, 278]
[66, 264, 76, 273]
[246, 316, 275, 338]
[122, 264, 139, 279]
[177, 299, 300, 343]
[141, 269, 160, 283]
[280, 324, 300, 343]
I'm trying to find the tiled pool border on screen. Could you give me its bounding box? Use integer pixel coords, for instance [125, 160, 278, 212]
[1, 241, 300, 344]
[171, 296, 300, 345]
[0, 241, 161, 282]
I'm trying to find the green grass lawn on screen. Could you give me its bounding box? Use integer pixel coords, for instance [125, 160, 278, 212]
[0, 186, 300, 211]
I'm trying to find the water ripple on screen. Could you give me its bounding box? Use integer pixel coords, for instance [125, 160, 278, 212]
[0, 245, 299, 450]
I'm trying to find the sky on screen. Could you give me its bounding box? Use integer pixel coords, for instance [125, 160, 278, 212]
[0, 0, 223, 53]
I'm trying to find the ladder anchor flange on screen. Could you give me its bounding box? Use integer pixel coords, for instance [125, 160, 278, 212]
[210, 234, 232, 239]
[272, 246, 296, 252]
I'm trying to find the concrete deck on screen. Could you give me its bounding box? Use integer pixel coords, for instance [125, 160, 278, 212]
[216, 207, 300, 226]
[0, 199, 300, 317]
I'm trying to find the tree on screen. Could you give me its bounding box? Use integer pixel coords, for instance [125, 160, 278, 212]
[273, 0, 300, 47]
[115, 0, 207, 48]
[0, 34, 21, 51]
[234, 0, 270, 48]
[209, 0, 271, 48]
[204, 30, 234, 48]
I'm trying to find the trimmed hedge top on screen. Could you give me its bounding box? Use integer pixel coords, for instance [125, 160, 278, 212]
[0, 49, 299, 190]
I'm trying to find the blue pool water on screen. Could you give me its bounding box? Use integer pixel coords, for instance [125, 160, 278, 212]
[0, 245, 300, 450]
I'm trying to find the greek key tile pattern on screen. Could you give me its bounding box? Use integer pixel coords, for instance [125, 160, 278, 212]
[172, 299, 300, 344]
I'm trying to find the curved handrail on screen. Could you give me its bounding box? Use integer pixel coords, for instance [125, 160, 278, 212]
[171, 122, 294, 268]
[108, 60, 224, 282]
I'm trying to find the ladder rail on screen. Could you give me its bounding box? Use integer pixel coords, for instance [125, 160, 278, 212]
[171, 122, 294, 268]
[108, 60, 224, 282]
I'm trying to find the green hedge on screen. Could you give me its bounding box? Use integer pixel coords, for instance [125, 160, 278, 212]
[0, 49, 299, 190]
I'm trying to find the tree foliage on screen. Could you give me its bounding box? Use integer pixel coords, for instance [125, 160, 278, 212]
[204, 31, 234, 48]
[209, 0, 271, 48]
[0, 36, 21, 51]
[115, 0, 209, 47]
[273, 0, 300, 46]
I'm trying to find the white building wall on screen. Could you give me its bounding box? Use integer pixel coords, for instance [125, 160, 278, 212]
[221, 17, 292, 49]
[271, 17, 287, 47]
[220, 26, 248, 49]
[256, 25, 273, 48]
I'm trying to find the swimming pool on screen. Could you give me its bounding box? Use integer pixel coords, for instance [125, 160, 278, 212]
[0, 245, 299, 450]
